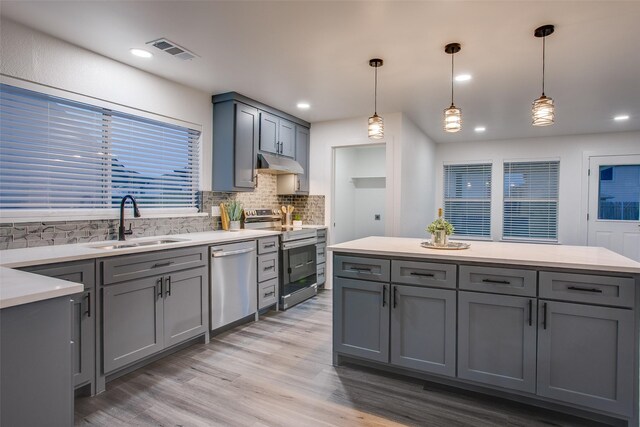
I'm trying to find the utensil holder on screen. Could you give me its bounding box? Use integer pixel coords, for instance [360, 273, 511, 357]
[285, 213, 292, 226]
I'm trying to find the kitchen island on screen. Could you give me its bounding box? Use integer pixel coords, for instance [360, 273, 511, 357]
[328, 236, 640, 426]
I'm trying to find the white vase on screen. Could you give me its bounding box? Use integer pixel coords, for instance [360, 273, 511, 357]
[229, 220, 241, 231]
[432, 230, 448, 246]
[292, 220, 302, 227]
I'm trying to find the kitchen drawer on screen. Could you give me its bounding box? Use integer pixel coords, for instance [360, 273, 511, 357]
[391, 260, 456, 289]
[258, 278, 278, 309]
[316, 243, 326, 265]
[539, 271, 635, 308]
[102, 246, 207, 285]
[459, 265, 536, 297]
[334, 255, 390, 283]
[257, 236, 279, 255]
[23, 260, 96, 291]
[258, 252, 278, 282]
[317, 263, 326, 285]
[317, 228, 327, 243]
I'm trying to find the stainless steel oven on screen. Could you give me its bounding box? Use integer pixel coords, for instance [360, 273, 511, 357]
[244, 208, 319, 310]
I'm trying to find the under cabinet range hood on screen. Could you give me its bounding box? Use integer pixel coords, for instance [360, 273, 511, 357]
[257, 153, 304, 174]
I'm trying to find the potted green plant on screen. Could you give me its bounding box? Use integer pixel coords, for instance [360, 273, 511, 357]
[225, 199, 243, 231]
[427, 208, 454, 246]
[292, 213, 302, 227]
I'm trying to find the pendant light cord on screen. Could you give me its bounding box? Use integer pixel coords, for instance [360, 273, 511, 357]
[451, 52, 455, 105]
[374, 65, 378, 115]
[541, 35, 546, 95]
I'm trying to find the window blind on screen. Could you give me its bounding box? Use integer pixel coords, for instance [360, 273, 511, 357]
[0, 84, 200, 211]
[443, 163, 492, 237]
[503, 161, 559, 241]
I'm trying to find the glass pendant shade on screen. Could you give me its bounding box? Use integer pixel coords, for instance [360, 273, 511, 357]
[443, 105, 462, 132]
[368, 113, 384, 139]
[532, 94, 555, 126]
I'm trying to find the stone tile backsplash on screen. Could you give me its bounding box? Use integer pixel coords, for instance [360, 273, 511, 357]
[0, 172, 325, 249]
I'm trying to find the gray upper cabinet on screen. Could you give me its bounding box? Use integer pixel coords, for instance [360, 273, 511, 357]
[21, 260, 95, 391]
[333, 277, 389, 363]
[458, 291, 537, 393]
[536, 300, 634, 416]
[259, 111, 279, 155]
[260, 111, 295, 158]
[212, 99, 258, 192]
[276, 125, 310, 195]
[390, 285, 456, 377]
[163, 267, 208, 347]
[103, 275, 164, 373]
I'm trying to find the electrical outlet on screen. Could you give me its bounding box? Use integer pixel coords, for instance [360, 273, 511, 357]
[374, 214, 381, 221]
[211, 206, 221, 216]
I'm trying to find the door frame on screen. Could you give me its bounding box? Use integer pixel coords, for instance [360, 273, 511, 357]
[580, 150, 640, 246]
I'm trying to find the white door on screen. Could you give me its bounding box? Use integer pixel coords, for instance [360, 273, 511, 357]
[587, 155, 640, 261]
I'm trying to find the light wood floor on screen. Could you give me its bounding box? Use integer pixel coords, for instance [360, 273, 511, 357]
[76, 291, 606, 427]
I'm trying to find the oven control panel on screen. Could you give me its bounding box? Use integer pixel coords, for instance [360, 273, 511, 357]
[244, 208, 281, 219]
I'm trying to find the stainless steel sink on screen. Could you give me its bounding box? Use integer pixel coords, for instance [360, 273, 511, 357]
[90, 238, 189, 250]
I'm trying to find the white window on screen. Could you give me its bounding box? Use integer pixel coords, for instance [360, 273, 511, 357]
[443, 163, 492, 238]
[0, 84, 200, 215]
[503, 160, 559, 241]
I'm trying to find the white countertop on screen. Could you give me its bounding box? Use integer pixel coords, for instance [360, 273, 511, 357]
[0, 266, 84, 309]
[0, 229, 283, 309]
[328, 236, 640, 274]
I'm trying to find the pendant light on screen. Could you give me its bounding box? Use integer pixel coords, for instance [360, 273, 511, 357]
[532, 24, 555, 126]
[368, 58, 384, 139]
[443, 43, 462, 133]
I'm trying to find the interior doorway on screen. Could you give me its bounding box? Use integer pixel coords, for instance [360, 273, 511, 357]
[332, 144, 386, 244]
[587, 154, 640, 261]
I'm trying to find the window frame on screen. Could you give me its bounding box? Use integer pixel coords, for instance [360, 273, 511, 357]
[442, 162, 493, 240]
[502, 159, 560, 243]
[0, 78, 203, 223]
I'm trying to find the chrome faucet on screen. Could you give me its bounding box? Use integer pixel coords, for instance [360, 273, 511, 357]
[118, 195, 141, 241]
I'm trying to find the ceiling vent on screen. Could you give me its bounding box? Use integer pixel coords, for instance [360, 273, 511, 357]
[146, 38, 198, 61]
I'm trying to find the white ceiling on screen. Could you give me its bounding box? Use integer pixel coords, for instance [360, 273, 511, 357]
[2, 1, 639, 143]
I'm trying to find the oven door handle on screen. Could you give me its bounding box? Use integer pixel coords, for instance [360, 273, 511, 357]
[281, 237, 318, 250]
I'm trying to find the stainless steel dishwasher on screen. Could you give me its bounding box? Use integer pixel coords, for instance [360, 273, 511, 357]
[210, 240, 257, 330]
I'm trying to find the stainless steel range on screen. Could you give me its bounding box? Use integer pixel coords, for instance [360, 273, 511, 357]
[244, 208, 318, 310]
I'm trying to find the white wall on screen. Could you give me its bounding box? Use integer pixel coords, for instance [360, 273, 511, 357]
[434, 131, 640, 245]
[333, 146, 357, 243]
[0, 18, 213, 190]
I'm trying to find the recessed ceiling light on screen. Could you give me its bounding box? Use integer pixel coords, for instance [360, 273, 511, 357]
[455, 74, 472, 82]
[130, 48, 153, 58]
[297, 102, 310, 109]
[474, 126, 486, 132]
[614, 115, 630, 121]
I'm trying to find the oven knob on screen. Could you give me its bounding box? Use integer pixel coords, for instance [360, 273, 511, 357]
[273, 209, 278, 215]
[252, 210, 257, 216]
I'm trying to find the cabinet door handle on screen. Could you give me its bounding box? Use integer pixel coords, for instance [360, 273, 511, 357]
[382, 285, 387, 307]
[152, 261, 174, 268]
[410, 271, 435, 278]
[482, 278, 511, 285]
[567, 285, 603, 293]
[254, 174, 258, 188]
[528, 299, 532, 326]
[165, 276, 171, 297]
[157, 277, 163, 298]
[393, 286, 398, 308]
[543, 302, 548, 330]
[85, 292, 91, 318]
[297, 179, 301, 191]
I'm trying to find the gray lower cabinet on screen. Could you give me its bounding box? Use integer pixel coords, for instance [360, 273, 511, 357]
[1, 296, 74, 427]
[333, 277, 389, 363]
[103, 266, 208, 373]
[537, 300, 634, 416]
[390, 285, 456, 377]
[458, 291, 537, 393]
[21, 260, 95, 391]
[103, 275, 164, 373]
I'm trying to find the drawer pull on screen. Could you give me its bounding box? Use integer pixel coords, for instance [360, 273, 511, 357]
[263, 265, 275, 271]
[410, 271, 435, 278]
[152, 261, 174, 268]
[350, 266, 372, 273]
[482, 278, 511, 285]
[263, 243, 276, 248]
[567, 286, 603, 293]
[264, 291, 275, 297]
